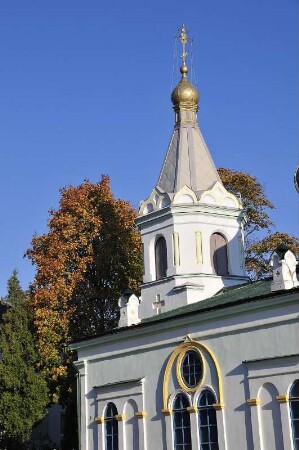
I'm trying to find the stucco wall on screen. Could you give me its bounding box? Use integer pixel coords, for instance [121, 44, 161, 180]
[73, 292, 299, 450]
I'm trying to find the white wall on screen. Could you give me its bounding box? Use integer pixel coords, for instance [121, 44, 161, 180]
[73, 291, 299, 450]
[138, 204, 247, 319]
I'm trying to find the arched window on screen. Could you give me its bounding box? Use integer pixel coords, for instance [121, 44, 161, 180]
[289, 380, 299, 450]
[210, 233, 229, 276]
[155, 236, 167, 280]
[173, 393, 192, 450]
[198, 390, 219, 450]
[105, 402, 118, 450]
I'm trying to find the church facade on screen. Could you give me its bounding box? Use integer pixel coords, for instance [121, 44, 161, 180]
[71, 26, 299, 450]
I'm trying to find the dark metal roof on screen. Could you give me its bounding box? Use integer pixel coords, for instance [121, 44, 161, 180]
[70, 278, 299, 346]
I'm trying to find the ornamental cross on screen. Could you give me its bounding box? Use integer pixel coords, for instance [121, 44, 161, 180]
[152, 294, 165, 315]
[175, 24, 192, 65]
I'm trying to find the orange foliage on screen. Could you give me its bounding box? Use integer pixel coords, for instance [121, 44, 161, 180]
[218, 167, 299, 279]
[27, 176, 142, 386]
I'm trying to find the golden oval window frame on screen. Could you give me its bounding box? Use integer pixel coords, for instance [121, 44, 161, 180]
[176, 346, 205, 393]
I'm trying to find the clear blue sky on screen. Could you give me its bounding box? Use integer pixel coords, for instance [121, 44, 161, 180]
[0, 0, 298, 295]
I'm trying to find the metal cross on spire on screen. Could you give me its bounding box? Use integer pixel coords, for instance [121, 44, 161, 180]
[175, 24, 192, 65]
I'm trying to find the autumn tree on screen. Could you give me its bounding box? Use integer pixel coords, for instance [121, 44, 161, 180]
[27, 176, 143, 394]
[218, 168, 299, 279]
[0, 271, 48, 449]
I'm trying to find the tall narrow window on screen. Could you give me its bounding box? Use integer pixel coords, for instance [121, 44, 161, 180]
[210, 233, 229, 276]
[290, 380, 299, 450]
[198, 390, 219, 450]
[155, 236, 167, 280]
[105, 402, 118, 450]
[173, 393, 192, 450]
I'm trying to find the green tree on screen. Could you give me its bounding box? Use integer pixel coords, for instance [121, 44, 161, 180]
[0, 271, 49, 449]
[218, 168, 299, 279]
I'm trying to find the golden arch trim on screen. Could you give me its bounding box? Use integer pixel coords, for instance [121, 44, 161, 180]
[162, 339, 224, 410]
[176, 346, 205, 393]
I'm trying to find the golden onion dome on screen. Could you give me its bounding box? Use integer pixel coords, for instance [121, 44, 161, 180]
[171, 64, 199, 112]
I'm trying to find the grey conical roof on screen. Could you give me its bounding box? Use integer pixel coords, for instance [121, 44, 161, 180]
[157, 122, 222, 194]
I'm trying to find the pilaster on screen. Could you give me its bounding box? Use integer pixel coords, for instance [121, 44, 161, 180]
[187, 406, 199, 448]
[247, 399, 262, 450]
[276, 395, 293, 450]
[135, 412, 148, 449]
[74, 360, 87, 450]
[162, 409, 173, 449]
[116, 415, 126, 450]
[213, 404, 227, 450]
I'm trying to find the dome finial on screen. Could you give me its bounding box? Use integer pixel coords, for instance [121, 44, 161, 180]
[171, 25, 199, 113]
[175, 24, 191, 77]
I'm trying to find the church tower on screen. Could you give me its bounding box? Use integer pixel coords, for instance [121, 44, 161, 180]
[136, 25, 248, 320]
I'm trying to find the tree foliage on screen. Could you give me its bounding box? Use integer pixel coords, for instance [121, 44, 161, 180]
[218, 168, 275, 237]
[0, 271, 48, 448]
[218, 168, 299, 279]
[27, 176, 143, 391]
[245, 232, 299, 280]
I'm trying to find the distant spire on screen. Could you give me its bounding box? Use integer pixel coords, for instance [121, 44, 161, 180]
[157, 25, 221, 194]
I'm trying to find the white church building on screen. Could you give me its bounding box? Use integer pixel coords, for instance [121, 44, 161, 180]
[70, 26, 299, 450]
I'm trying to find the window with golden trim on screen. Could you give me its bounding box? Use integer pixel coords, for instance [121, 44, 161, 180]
[176, 348, 204, 393]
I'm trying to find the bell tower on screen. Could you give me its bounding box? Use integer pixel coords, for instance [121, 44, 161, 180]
[136, 25, 248, 320]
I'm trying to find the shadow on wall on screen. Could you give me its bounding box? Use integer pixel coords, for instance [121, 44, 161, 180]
[87, 390, 98, 446]
[228, 363, 254, 450]
[259, 383, 284, 450]
[124, 399, 139, 450]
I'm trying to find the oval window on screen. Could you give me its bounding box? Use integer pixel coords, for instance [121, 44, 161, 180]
[181, 350, 203, 388]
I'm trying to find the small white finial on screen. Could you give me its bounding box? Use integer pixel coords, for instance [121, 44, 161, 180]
[270, 245, 299, 291]
[118, 291, 141, 327]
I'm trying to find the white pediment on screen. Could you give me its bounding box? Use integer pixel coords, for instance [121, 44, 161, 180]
[139, 188, 171, 216]
[198, 181, 240, 208]
[172, 185, 197, 205]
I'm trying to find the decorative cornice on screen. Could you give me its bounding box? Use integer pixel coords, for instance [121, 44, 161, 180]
[95, 416, 105, 424]
[115, 414, 126, 421]
[73, 360, 86, 374]
[213, 403, 224, 410]
[93, 378, 143, 390]
[186, 406, 198, 413]
[247, 398, 260, 406]
[136, 202, 242, 227]
[175, 120, 197, 125]
[162, 408, 172, 416]
[276, 394, 289, 403]
[135, 411, 147, 418]
[243, 353, 299, 365]
[141, 273, 248, 290]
